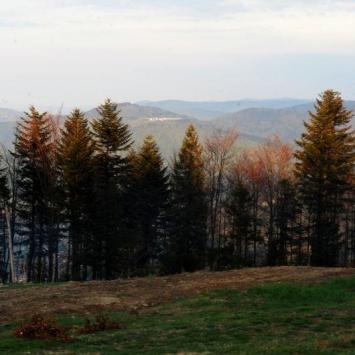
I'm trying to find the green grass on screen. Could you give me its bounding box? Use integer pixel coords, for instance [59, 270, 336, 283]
[2, 276, 355, 354]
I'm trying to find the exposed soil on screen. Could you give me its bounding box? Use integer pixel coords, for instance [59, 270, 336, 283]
[0, 266, 354, 324]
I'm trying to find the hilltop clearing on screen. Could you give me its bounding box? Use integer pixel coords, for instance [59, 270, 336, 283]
[0, 266, 354, 325]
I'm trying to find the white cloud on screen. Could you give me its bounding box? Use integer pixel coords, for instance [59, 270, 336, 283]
[0, 0, 354, 106]
[223, 0, 355, 12]
[1, 0, 354, 54]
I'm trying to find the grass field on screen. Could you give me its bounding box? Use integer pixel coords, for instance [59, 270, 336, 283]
[1, 269, 355, 354]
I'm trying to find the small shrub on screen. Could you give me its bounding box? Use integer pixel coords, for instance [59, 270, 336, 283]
[14, 314, 70, 341]
[78, 314, 124, 334]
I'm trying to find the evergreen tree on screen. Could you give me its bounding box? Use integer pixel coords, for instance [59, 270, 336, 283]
[0, 153, 9, 283]
[274, 179, 300, 265]
[225, 178, 252, 267]
[0, 162, 9, 203]
[128, 135, 169, 273]
[14, 106, 56, 281]
[58, 109, 95, 280]
[295, 90, 355, 266]
[91, 99, 133, 279]
[165, 125, 207, 273]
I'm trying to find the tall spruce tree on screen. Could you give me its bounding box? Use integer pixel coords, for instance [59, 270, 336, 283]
[274, 179, 300, 265]
[295, 90, 355, 266]
[91, 99, 133, 279]
[0, 154, 9, 283]
[0, 163, 9, 203]
[225, 178, 252, 267]
[128, 135, 169, 273]
[58, 109, 95, 280]
[166, 125, 207, 273]
[14, 106, 56, 281]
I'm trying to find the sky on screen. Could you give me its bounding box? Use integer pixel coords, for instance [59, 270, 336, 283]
[1, 0, 355, 111]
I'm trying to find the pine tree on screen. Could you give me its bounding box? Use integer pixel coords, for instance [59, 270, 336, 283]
[274, 179, 300, 265]
[0, 153, 9, 282]
[225, 178, 252, 267]
[91, 99, 133, 279]
[295, 90, 355, 266]
[128, 135, 169, 273]
[14, 106, 56, 281]
[58, 109, 95, 280]
[0, 162, 9, 203]
[166, 125, 207, 273]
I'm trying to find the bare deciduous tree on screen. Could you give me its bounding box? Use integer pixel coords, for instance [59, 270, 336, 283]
[204, 129, 238, 269]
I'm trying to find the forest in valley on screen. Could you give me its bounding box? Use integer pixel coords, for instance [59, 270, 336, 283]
[0, 89, 353, 282]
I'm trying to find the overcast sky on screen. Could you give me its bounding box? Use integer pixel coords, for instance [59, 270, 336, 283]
[1, 0, 355, 111]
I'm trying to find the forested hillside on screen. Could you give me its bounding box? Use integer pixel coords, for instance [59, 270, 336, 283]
[0, 103, 261, 158]
[139, 99, 312, 120]
[1, 99, 354, 158]
[215, 101, 355, 141]
[0, 90, 353, 282]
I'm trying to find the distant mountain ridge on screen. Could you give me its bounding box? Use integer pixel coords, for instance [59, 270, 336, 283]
[0, 99, 354, 157]
[213, 100, 355, 142]
[138, 99, 312, 120]
[83, 103, 262, 156]
[0, 108, 22, 122]
[0, 103, 263, 157]
[85, 102, 191, 121]
[130, 118, 263, 158]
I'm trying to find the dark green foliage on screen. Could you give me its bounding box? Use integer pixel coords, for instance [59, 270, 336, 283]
[0, 152, 9, 283]
[13, 107, 60, 282]
[91, 99, 133, 279]
[225, 178, 253, 267]
[295, 90, 355, 266]
[164, 125, 207, 273]
[58, 109, 95, 280]
[274, 179, 301, 265]
[126, 135, 169, 274]
[0, 163, 9, 203]
[2, 90, 354, 281]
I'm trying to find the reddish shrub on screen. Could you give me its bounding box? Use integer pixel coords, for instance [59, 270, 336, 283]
[14, 314, 70, 341]
[78, 314, 124, 334]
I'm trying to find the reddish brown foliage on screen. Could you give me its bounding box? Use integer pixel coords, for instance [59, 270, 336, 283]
[14, 314, 70, 341]
[78, 314, 124, 334]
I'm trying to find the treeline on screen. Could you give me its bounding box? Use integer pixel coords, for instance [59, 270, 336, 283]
[0, 90, 354, 282]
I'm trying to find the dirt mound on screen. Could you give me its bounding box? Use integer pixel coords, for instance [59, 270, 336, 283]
[0, 267, 354, 324]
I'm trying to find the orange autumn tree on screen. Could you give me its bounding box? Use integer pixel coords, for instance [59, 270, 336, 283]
[295, 90, 355, 266]
[204, 129, 238, 269]
[254, 136, 296, 265]
[14, 106, 61, 282]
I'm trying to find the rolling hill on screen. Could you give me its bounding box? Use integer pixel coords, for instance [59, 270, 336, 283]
[0, 103, 262, 158]
[214, 107, 307, 141]
[0, 108, 22, 122]
[213, 101, 355, 142]
[130, 118, 263, 158]
[84, 102, 263, 157]
[0, 99, 354, 157]
[85, 102, 191, 121]
[138, 99, 312, 120]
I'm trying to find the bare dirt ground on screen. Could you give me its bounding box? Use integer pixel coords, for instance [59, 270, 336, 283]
[0, 266, 354, 324]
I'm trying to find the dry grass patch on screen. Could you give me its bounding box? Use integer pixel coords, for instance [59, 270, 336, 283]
[0, 266, 354, 324]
